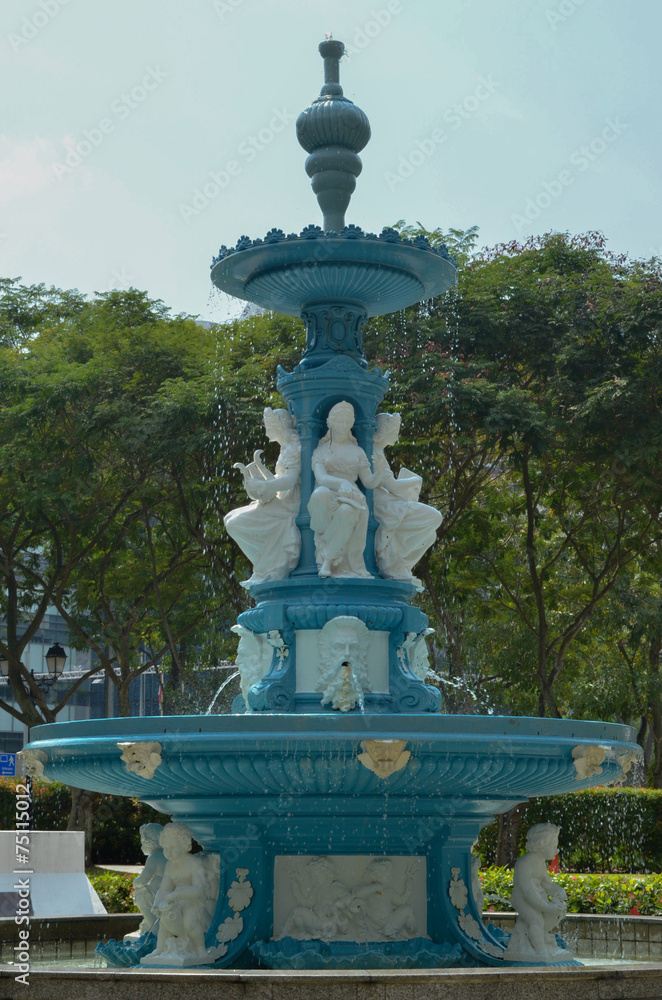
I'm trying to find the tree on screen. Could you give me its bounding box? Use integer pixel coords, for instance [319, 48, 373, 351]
[365, 232, 662, 719]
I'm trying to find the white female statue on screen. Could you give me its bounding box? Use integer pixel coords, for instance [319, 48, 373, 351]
[372, 412, 443, 587]
[308, 401, 382, 578]
[224, 407, 301, 587]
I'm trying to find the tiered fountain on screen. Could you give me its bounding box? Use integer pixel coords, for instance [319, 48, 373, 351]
[22, 40, 639, 971]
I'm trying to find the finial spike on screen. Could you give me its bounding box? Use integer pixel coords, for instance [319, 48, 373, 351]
[319, 38, 345, 87]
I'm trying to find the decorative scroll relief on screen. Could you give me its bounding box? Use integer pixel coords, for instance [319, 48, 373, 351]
[572, 744, 607, 780]
[358, 740, 410, 779]
[616, 750, 638, 779]
[117, 741, 162, 779]
[273, 855, 426, 943]
[17, 748, 51, 782]
[604, 749, 640, 786]
[448, 867, 503, 960]
[231, 626, 286, 706]
[215, 868, 254, 953]
[224, 407, 301, 588]
[295, 624, 388, 700]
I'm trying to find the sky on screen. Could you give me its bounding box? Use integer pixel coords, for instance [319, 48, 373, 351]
[2, 0, 661, 322]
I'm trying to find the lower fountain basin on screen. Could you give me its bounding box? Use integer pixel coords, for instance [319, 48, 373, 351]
[26, 713, 637, 808]
[24, 714, 638, 971]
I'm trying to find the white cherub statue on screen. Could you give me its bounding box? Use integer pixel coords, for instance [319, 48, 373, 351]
[125, 823, 166, 939]
[141, 823, 223, 967]
[504, 823, 569, 963]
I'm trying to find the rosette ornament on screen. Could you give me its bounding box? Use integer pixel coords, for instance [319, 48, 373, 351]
[296, 39, 371, 232]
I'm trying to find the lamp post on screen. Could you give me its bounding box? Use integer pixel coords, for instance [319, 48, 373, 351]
[44, 642, 67, 677]
[30, 642, 67, 696]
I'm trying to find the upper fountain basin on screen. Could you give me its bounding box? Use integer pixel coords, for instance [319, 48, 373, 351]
[24, 713, 638, 809]
[210, 225, 457, 318]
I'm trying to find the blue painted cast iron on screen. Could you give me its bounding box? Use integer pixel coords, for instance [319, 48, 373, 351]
[24, 38, 640, 972]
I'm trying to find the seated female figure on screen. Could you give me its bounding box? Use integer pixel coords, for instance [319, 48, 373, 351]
[224, 407, 301, 587]
[372, 411, 442, 588]
[308, 401, 382, 579]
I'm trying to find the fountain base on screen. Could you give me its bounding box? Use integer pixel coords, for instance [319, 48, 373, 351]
[24, 713, 637, 969]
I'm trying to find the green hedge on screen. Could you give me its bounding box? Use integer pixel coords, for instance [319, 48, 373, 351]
[88, 871, 139, 913]
[481, 868, 662, 916]
[3, 780, 662, 872]
[0, 778, 169, 865]
[85, 867, 662, 917]
[476, 788, 662, 873]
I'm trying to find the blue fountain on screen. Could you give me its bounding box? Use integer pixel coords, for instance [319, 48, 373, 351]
[23, 40, 639, 971]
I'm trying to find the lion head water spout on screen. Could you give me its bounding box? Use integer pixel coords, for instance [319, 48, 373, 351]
[22, 37, 641, 974]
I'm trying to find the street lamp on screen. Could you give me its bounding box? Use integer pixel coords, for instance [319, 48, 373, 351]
[44, 642, 67, 677]
[30, 642, 68, 696]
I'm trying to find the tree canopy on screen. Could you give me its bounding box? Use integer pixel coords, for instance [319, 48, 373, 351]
[1, 230, 661, 781]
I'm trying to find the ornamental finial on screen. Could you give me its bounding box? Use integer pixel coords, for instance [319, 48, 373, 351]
[296, 39, 371, 232]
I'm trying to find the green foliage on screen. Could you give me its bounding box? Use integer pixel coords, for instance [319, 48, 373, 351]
[0, 777, 69, 830]
[476, 788, 662, 873]
[87, 870, 138, 913]
[480, 868, 662, 916]
[88, 865, 662, 917]
[0, 778, 169, 864]
[93, 793, 170, 865]
[362, 230, 662, 725]
[2, 228, 662, 754]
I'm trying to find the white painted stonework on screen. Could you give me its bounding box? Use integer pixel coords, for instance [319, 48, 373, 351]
[141, 822, 223, 967]
[273, 854, 426, 942]
[117, 740, 162, 779]
[295, 627, 389, 696]
[504, 823, 570, 963]
[358, 739, 410, 778]
[308, 401, 383, 579]
[231, 625, 279, 705]
[224, 407, 301, 588]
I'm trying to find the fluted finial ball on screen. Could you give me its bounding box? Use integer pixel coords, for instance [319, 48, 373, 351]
[296, 38, 372, 232]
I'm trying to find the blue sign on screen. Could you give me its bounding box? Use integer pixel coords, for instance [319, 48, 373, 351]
[0, 753, 16, 776]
